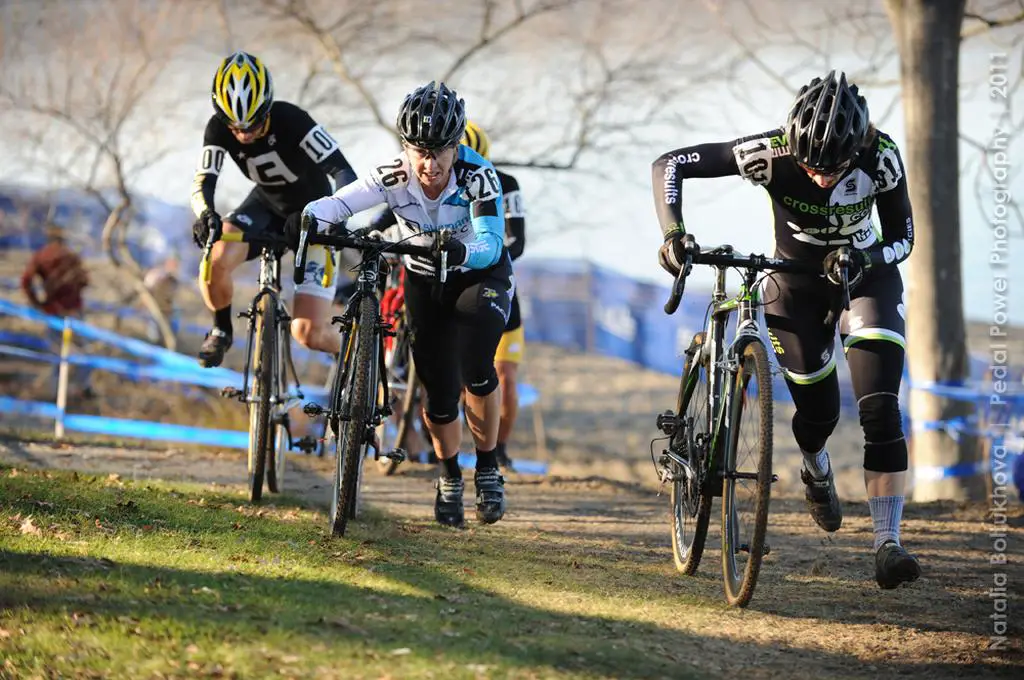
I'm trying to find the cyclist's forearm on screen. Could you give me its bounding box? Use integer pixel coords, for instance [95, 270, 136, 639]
[318, 149, 358, 191]
[505, 215, 525, 260]
[463, 198, 504, 269]
[190, 173, 218, 219]
[305, 177, 386, 229]
[652, 141, 738, 239]
[866, 177, 914, 268]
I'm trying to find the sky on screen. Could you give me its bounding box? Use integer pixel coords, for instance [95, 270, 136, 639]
[1, 0, 1021, 324]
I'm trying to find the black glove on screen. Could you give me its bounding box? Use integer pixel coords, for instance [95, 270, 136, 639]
[823, 247, 870, 288]
[433, 233, 468, 268]
[658, 231, 688, 276]
[192, 209, 222, 248]
[282, 211, 303, 251]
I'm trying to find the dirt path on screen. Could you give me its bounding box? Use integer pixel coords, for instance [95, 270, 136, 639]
[1, 438, 1021, 679]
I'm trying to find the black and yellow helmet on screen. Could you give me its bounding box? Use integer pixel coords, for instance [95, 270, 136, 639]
[211, 51, 274, 130]
[461, 120, 491, 160]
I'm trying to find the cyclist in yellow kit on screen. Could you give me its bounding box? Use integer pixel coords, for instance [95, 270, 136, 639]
[461, 121, 527, 470]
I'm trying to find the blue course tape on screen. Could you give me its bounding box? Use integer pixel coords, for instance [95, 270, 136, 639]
[0, 330, 50, 352]
[913, 459, 988, 482]
[0, 396, 247, 449]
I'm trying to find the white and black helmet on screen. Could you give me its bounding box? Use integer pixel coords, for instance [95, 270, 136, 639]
[396, 81, 466, 150]
[786, 70, 869, 172]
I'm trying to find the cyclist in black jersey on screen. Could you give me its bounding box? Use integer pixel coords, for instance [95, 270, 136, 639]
[461, 121, 527, 471]
[190, 51, 358, 368]
[652, 70, 921, 589]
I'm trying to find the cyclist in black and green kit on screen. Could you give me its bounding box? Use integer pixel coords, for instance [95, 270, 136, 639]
[652, 70, 920, 589]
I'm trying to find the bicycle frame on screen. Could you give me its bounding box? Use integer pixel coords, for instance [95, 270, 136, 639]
[696, 260, 765, 474]
[327, 252, 391, 431]
[237, 248, 305, 424]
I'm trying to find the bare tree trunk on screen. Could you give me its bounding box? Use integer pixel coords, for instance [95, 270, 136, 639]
[885, 0, 983, 500]
[99, 200, 178, 351]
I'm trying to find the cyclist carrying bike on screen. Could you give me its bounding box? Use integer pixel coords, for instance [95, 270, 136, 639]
[301, 81, 513, 528]
[460, 120, 526, 470]
[190, 51, 358, 368]
[652, 70, 920, 589]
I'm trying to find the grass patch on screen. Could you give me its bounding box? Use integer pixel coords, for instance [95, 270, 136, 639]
[0, 464, 724, 680]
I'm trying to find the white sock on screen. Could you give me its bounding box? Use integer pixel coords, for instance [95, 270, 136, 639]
[868, 495, 904, 550]
[802, 448, 830, 480]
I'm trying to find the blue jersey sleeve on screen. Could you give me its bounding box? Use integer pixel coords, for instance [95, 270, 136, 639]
[459, 146, 505, 269]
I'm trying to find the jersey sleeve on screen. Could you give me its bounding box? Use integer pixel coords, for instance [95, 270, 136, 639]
[294, 111, 358, 190]
[302, 156, 406, 230]
[190, 117, 228, 218]
[866, 133, 914, 268]
[499, 171, 526, 260]
[462, 163, 505, 269]
[651, 129, 783, 239]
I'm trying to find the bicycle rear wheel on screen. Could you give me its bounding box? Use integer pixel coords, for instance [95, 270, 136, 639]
[721, 338, 774, 607]
[247, 295, 274, 504]
[330, 294, 378, 536]
[670, 333, 714, 575]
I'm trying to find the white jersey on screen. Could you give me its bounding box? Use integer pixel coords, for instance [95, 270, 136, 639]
[303, 145, 505, 276]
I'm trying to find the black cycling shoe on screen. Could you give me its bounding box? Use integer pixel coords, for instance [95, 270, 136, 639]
[434, 476, 465, 528]
[198, 328, 232, 368]
[875, 540, 921, 589]
[800, 466, 843, 532]
[474, 467, 506, 524]
[495, 448, 515, 472]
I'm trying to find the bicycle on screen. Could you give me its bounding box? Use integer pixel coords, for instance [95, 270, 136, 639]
[199, 228, 321, 503]
[295, 217, 450, 537]
[653, 234, 851, 607]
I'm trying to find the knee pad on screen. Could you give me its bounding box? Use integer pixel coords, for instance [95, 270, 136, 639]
[424, 403, 460, 426]
[464, 368, 500, 398]
[859, 393, 908, 472]
[792, 411, 839, 454]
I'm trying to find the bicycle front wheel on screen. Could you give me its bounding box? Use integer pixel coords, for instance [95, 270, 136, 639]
[330, 294, 378, 536]
[247, 295, 274, 504]
[670, 333, 714, 575]
[721, 338, 774, 607]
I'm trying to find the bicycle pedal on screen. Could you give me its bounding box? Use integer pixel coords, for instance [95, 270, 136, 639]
[655, 410, 677, 435]
[303, 402, 326, 417]
[221, 387, 243, 399]
[293, 436, 318, 454]
[237, 310, 252, 319]
[382, 447, 406, 463]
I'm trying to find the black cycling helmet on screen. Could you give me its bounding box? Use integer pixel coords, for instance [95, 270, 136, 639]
[396, 81, 466, 150]
[786, 70, 869, 172]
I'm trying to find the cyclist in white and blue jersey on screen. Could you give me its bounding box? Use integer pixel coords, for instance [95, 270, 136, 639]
[300, 81, 513, 528]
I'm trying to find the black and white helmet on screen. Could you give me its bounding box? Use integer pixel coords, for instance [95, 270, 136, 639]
[396, 81, 466, 150]
[786, 70, 870, 172]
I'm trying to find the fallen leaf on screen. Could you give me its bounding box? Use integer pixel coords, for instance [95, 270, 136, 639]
[390, 648, 412, 656]
[281, 655, 301, 664]
[185, 644, 200, 655]
[19, 516, 41, 536]
[8, 469, 18, 478]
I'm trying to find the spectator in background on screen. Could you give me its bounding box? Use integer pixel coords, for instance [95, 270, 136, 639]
[20, 226, 93, 397]
[143, 255, 181, 344]
[21, 227, 89, 318]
